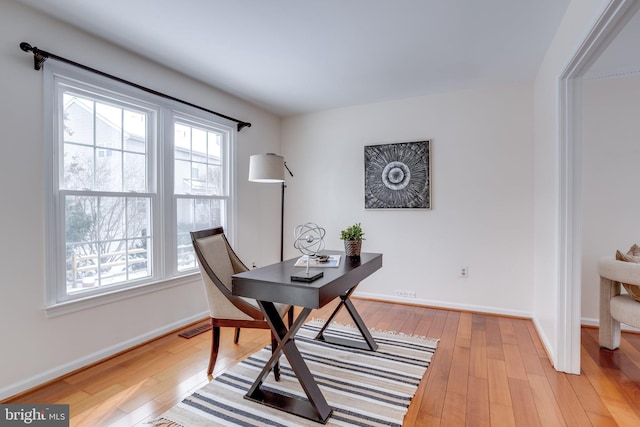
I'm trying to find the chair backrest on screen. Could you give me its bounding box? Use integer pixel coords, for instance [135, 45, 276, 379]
[190, 227, 262, 320]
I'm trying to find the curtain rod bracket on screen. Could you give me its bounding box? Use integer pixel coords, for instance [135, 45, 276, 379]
[20, 42, 49, 70]
[19, 41, 252, 131]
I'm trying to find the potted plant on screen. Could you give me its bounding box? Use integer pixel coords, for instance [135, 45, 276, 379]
[340, 222, 365, 258]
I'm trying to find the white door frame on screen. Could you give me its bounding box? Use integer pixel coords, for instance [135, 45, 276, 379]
[557, 0, 640, 374]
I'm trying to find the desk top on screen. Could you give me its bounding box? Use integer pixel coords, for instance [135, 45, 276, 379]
[232, 251, 382, 308]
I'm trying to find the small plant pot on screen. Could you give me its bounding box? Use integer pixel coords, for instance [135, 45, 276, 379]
[344, 240, 362, 258]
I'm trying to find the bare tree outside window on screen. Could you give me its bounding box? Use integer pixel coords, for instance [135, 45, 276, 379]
[62, 94, 151, 292]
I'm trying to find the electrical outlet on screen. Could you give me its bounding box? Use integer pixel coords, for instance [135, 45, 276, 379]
[395, 290, 417, 298]
[460, 266, 469, 278]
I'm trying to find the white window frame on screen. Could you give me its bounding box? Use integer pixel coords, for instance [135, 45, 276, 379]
[43, 62, 237, 317]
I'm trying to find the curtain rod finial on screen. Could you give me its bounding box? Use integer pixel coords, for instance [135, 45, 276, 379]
[237, 122, 252, 132]
[19, 42, 49, 70]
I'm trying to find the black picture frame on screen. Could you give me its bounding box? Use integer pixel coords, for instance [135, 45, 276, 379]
[364, 140, 431, 209]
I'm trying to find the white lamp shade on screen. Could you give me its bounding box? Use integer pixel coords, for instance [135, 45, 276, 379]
[248, 153, 285, 183]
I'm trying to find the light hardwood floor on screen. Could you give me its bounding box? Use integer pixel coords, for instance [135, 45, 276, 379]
[4, 299, 640, 426]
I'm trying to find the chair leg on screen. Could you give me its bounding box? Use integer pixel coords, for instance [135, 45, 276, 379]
[288, 306, 294, 327]
[272, 333, 280, 381]
[208, 325, 220, 375]
[234, 327, 240, 344]
[599, 277, 621, 350]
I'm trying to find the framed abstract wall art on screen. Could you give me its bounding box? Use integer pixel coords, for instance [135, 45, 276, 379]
[364, 140, 431, 209]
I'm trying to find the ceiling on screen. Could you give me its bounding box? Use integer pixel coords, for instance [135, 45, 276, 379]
[17, 0, 574, 116]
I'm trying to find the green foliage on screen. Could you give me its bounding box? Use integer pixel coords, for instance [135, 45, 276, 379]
[65, 199, 94, 244]
[340, 223, 365, 241]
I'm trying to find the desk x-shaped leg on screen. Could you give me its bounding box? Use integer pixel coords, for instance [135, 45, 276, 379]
[314, 284, 378, 351]
[244, 301, 333, 423]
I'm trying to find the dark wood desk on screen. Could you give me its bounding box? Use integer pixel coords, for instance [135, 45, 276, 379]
[232, 251, 382, 423]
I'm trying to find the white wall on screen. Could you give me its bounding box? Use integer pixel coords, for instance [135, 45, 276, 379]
[0, 1, 282, 399]
[281, 84, 535, 316]
[582, 74, 640, 325]
[532, 0, 608, 369]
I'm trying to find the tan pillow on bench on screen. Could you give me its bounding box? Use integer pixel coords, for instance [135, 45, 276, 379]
[615, 246, 640, 302]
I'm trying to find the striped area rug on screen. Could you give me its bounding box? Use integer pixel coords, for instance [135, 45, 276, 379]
[152, 321, 438, 426]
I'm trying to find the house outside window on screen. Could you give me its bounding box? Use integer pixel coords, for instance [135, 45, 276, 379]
[44, 63, 236, 315]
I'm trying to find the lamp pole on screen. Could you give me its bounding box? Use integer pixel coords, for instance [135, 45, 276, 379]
[280, 162, 294, 262]
[248, 153, 293, 263]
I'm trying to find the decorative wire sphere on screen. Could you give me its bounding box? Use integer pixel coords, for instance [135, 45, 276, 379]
[293, 223, 326, 256]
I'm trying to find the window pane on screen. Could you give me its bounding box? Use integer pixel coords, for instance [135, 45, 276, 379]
[207, 164, 222, 194]
[192, 128, 207, 157]
[63, 144, 94, 190]
[174, 121, 225, 196]
[126, 198, 152, 280]
[174, 159, 191, 194]
[176, 198, 193, 234]
[96, 149, 123, 191]
[208, 132, 220, 159]
[63, 94, 94, 146]
[126, 197, 152, 278]
[66, 242, 99, 292]
[65, 195, 98, 292]
[63, 92, 149, 193]
[96, 102, 122, 149]
[174, 123, 190, 160]
[124, 152, 146, 191]
[65, 195, 97, 244]
[195, 199, 222, 230]
[129, 237, 151, 280]
[123, 110, 146, 153]
[177, 233, 195, 271]
[176, 198, 194, 271]
[190, 162, 207, 194]
[176, 198, 224, 271]
[65, 195, 152, 294]
[126, 197, 151, 239]
[100, 239, 127, 286]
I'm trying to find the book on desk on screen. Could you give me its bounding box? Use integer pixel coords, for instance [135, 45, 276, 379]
[294, 254, 341, 268]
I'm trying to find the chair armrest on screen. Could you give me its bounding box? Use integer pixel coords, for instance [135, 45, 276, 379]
[598, 257, 640, 286]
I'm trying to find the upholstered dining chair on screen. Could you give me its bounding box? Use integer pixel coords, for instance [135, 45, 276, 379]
[190, 227, 293, 377]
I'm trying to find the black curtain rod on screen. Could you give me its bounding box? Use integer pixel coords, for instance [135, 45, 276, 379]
[19, 42, 252, 132]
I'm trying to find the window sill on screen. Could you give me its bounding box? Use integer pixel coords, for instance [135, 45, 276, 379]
[44, 273, 201, 318]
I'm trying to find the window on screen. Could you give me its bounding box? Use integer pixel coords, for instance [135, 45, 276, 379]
[174, 119, 229, 272]
[45, 63, 235, 314]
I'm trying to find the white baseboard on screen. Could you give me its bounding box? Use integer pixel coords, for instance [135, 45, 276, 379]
[355, 292, 562, 367]
[0, 311, 208, 401]
[531, 316, 555, 366]
[355, 291, 533, 319]
[581, 316, 640, 332]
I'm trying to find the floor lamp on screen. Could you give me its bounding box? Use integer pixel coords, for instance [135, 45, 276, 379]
[248, 153, 293, 262]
